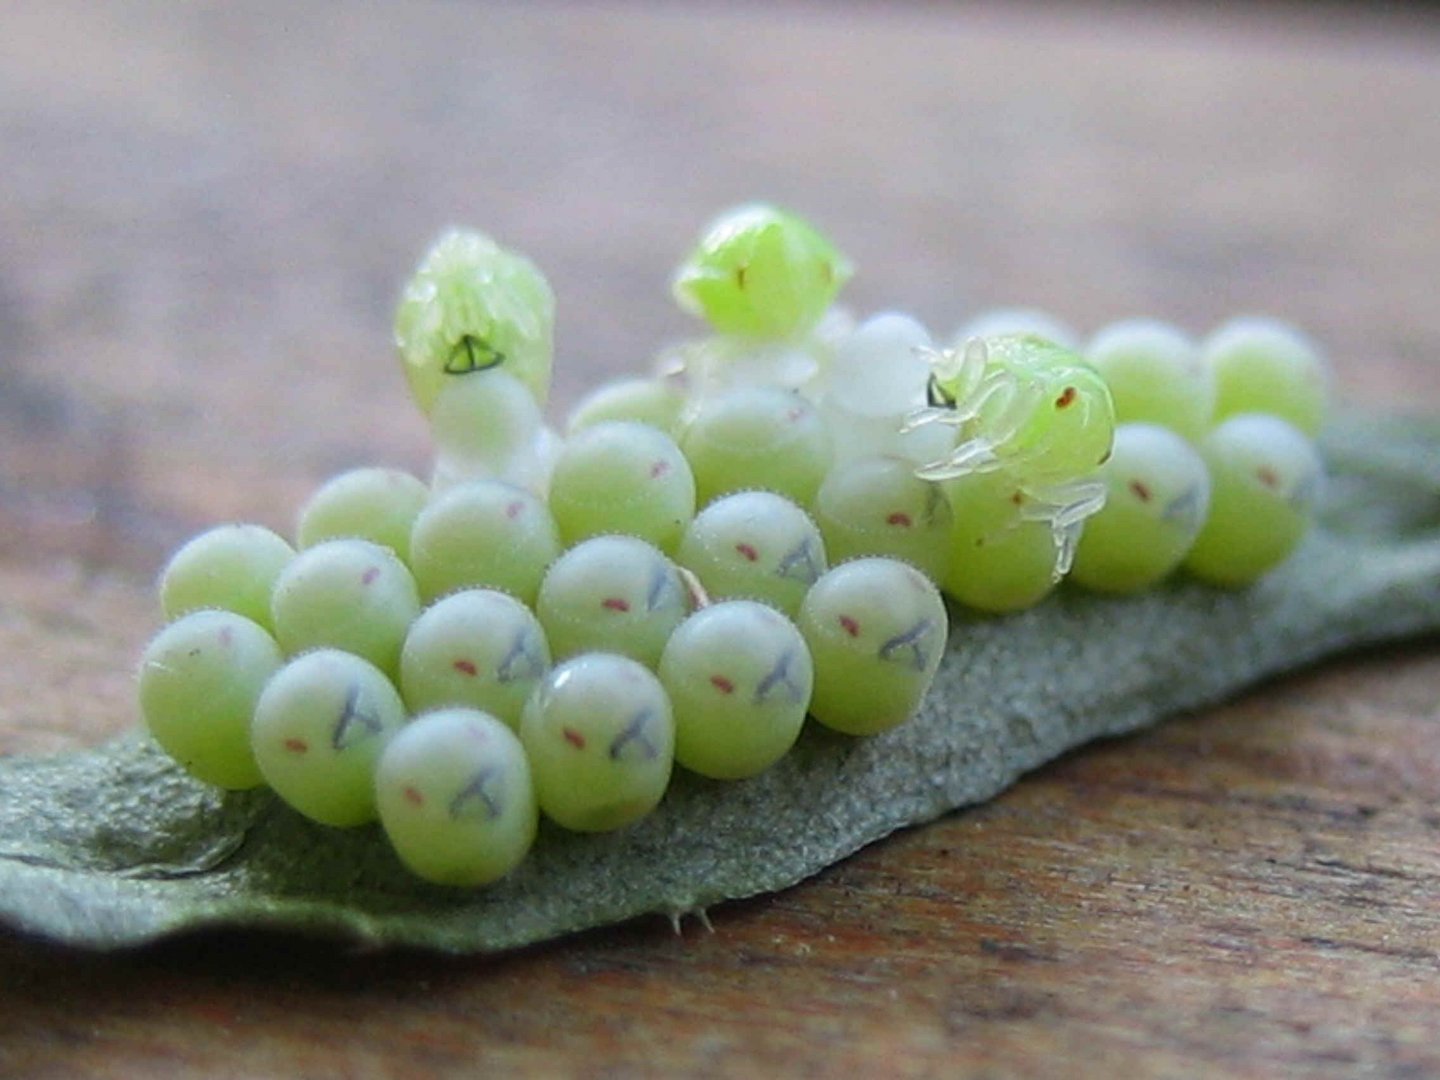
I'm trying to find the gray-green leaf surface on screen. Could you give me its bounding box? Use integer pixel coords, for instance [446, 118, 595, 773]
[2, 414, 1437, 953]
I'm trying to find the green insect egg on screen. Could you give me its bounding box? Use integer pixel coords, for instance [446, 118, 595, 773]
[1070, 423, 1212, 594]
[296, 467, 429, 564]
[658, 600, 814, 780]
[567, 377, 687, 438]
[138, 610, 282, 790]
[159, 523, 295, 632]
[676, 491, 827, 620]
[1084, 319, 1213, 442]
[798, 558, 948, 736]
[269, 539, 421, 677]
[409, 479, 562, 606]
[535, 536, 689, 669]
[1202, 317, 1327, 437]
[520, 654, 676, 833]
[1182, 413, 1323, 587]
[375, 708, 538, 887]
[547, 421, 696, 554]
[398, 588, 551, 729]
[251, 649, 409, 827]
[813, 455, 953, 585]
[680, 385, 833, 508]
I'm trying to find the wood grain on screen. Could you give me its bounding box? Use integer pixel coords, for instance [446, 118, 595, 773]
[1, 1, 1438, 1075]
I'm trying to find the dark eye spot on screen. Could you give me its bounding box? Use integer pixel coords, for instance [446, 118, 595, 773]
[927, 376, 956, 409]
[1055, 386, 1077, 409]
[1128, 480, 1153, 503]
[444, 335, 506, 375]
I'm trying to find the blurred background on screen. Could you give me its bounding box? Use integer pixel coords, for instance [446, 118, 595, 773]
[2, 0, 1439, 728]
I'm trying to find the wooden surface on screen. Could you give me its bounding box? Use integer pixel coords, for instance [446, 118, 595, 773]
[2, 1, 1439, 1075]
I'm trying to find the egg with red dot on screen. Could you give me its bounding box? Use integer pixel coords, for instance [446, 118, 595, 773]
[798, 558, 948, 736]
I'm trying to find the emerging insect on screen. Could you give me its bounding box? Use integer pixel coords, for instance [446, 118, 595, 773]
[393, 229, 555, 414]
[671, 203, 853, 342]
[906, 333, 1117, 576]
